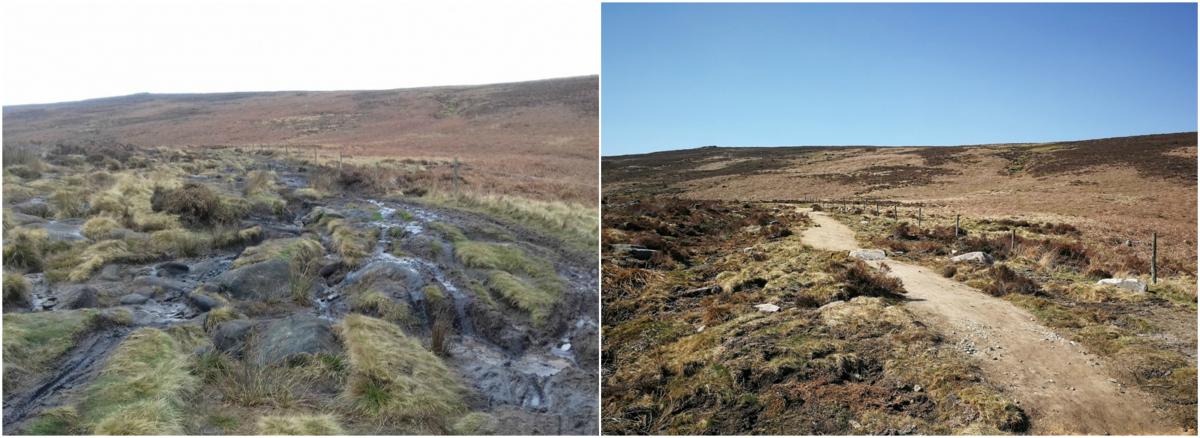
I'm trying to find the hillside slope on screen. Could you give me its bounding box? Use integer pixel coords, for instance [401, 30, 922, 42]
[4, 76, 598, 203]
[603, 132, 1197, 271]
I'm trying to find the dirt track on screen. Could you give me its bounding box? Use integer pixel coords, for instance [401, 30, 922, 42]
[800, 209, 1180, 435]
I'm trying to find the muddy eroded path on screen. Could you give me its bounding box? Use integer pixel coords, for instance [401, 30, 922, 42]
[3, 156, 598, 434]
[800, 209, 1178, 435]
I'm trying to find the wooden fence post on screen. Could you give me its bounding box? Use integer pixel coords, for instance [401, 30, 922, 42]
[1011, 229, 1016, 252]
[1151, 232, 1158, 284]
[453, 157, 461, 195]
[917, 207, 923, 229]
[954, 214, 961, 239]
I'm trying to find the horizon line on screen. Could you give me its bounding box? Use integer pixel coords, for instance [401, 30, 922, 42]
[601, 131, 1198, 157]
[2, 74, 599, 108]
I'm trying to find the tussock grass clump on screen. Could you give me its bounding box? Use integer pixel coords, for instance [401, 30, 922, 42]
[981, 264, 1040, 297]
[2, 309, 108, 391]
[256, 414, 346, 435]
[79, 328, 197, 434]
[321, 218, 376, 268]
[429, 222, 468, 243]
[3, 227, 48, 271]
[203, 307, 244, 333]
[338, 314, 466, 431]
[244, 170, 286, 216]
[6, 164, 42, 180]
[151, 182, 244, 227]
[209, 359, 308, 409]
[349, 290, 414, 327]
[21, 406, 80, 435]
[50, 189, 88, 219]
[455, 241, 562, 325]
[45, 239, 131, 282]
[486, 270, 558, 324]
[452, 412, 498, 435]
[81, 216, 122, 240]
[833, 259, 907, 299]
[148, 229, 210, 257]
[293, 187, 326, 201]
[3, 272, 32, 309]
[232, 237, 323, 269]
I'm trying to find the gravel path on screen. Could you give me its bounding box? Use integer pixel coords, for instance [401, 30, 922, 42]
[800, 209, 1178, 434]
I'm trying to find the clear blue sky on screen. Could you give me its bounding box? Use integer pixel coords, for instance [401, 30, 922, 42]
[602, 3, 1197, 156]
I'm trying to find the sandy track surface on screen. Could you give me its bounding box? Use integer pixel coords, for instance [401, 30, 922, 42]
[800, 209, 1178, 434]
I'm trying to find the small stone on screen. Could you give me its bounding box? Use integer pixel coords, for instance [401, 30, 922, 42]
[849, 249, 886, 261]
[951, 251, 994, 265]
[188, 293, 223, 311]
[754, 303, 780, 312]
[1096, 278, 1147, 293]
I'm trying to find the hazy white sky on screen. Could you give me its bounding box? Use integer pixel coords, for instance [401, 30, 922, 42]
[1, 0, 599, 105]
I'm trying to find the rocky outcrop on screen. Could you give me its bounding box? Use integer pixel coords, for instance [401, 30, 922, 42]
[212, 260, 290, 301]
[60, 286, 99, 309]
[249, 315, 341, 366]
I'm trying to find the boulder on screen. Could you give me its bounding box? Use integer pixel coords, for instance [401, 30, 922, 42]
[61, 286, 99, 309]
[97, 265, 126, 282]
[156, 262, 190, 277]
[213, 260, 291, 301]
[12, 199, 52, 217]
[5, 211, 46, 226]
[250, 315, 341, 366]
[951, 251, 994, 265]
[188, 292, 224, 311]
[212, 319, 256, 356]
[343, 261, 425, 297]
[1097, 278, 1147, 293]
[849, 249, 886, 261]
[119, 293, 149, 305]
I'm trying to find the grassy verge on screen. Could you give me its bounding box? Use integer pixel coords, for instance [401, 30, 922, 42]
[420, 190, 597, 257]
[828, 207, 1198, 429]
[602, 199, 1021, 434]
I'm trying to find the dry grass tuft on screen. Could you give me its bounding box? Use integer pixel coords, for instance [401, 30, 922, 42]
[337, 314, 466, 431]
[78, 327, 198, 434]
[256, 414, 346, 435]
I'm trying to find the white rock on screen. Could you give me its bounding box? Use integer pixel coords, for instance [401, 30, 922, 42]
[951, 251, 994, 265]
[849, 249, 886, 261]
[754, 303, 780, 313]
[1096, 278, 1147, 293]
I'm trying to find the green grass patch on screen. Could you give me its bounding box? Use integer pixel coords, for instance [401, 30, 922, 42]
[2, 309, 123, 391]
